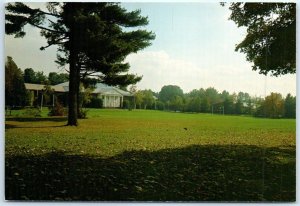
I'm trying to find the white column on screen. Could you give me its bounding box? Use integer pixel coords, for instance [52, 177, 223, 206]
[41, 92, 43, 110]
[36, 90, 39, 107]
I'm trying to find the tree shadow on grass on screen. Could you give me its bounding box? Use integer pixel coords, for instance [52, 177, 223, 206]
[5, 117, 67, 122]
[5, 117, 68, 129]
[5, 123, 66, 129]
[5, 145, 295, 202]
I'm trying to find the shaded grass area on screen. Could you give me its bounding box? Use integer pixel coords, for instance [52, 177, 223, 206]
[5, 117, 67, 122]
[6, 145, 295, 201]
[5, 107, 51, 119]
[5, 109, 296, 201]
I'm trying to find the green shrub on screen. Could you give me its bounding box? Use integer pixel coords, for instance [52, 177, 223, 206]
[23, 107, 41, 117]
[48, 101, 66, 116]
[85, 97, 103, 108]
[156, 101, 165, 110]
[78, 108, 88, 119]
[123, 100, 130, 109]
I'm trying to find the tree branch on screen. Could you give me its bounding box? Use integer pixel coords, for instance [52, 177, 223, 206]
[40, 37, 67, 50]
[38, 10, 60, 18]
[29, 21, 66, 34]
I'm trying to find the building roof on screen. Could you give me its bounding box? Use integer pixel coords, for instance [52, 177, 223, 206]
[94, 83, 132, 96]
[24, 83, 68, 93]
[52, 82, 69, 92]
[24, 83, 46, 91]
[113, 87, 132, 96]
[25, 82, 132, 96]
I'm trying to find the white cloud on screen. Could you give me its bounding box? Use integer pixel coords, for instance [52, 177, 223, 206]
[126, 50, 211, 92]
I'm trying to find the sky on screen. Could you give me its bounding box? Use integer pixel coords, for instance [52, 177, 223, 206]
[4, 2, 297, 97]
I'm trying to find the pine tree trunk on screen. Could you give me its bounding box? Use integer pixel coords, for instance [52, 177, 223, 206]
[67, 28, 78, 126]
[67, 57, 78, 126]
[76, 70, 81, 118]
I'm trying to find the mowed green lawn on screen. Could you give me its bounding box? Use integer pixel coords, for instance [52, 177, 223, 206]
[5, 109, 296, 201]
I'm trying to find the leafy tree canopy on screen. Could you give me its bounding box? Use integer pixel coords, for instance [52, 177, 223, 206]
[48, 72, 69, 85]
[159, 85, 184, 103]
[262, 92, 285, 118]
[227, 3, 296, 76]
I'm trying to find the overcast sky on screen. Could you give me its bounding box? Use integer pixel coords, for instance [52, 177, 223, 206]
[4, 2, 296, 97]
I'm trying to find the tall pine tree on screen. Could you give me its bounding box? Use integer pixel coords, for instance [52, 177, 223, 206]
[6, 2, 155, 125]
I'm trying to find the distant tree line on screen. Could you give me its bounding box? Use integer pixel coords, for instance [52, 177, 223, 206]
[23, 68, 68, 85]
[131, 85, 296, 119]
[5, 56, 296, 119]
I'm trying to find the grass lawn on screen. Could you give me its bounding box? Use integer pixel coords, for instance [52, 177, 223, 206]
[5, 109, 296, 201]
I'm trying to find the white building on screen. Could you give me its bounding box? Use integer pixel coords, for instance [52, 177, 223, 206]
[24, 82, 132, 108]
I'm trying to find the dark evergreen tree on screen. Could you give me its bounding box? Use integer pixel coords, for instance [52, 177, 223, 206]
[5, 56, 27, 107]
[284, 93, 296, 118]
[24, 68, 36, 83]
